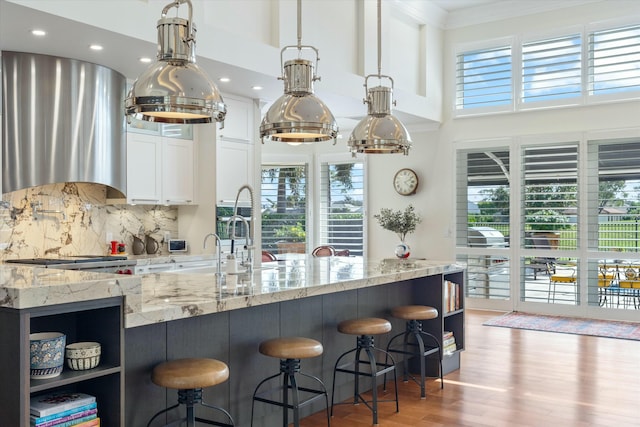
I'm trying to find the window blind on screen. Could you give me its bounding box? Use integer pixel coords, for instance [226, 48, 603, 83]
[522, 145, 579, 250]
[456, 46, 512, 110]
[261, 165, 308, 254]
[522, 34, 582, 103]
[319, 161, 364, 256]
[589, 24, 640, 96]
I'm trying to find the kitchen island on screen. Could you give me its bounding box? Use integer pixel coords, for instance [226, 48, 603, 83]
[0, 256, 465, 426]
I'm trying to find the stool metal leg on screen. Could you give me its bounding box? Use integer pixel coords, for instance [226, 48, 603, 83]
[332, 335, 398, 425]
[385, 320, 444, 399]
[147, 388, 235, 427]
[252, 358, 329, 427]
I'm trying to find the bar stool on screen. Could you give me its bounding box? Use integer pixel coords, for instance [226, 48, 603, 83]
[147, 357, 234, 427]
[251, 337, 330, 427]
[385, 305, 443, 399]
[331, 317, 398, 425]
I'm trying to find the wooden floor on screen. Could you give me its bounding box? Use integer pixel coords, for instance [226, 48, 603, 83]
[301, 310, 640, 427]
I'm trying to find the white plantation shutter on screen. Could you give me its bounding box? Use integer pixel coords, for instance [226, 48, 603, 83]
[522, 34, 582, 103]
[456, 45, 512, 110]
[319, 161, 364, 255]
[589, 24, 640, 96]
[522, 144, 579, 250]
[260, 165, 308, 253]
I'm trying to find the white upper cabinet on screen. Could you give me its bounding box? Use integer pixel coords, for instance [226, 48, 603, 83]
[218, 96, 252, 142]
[126, 133, 196, 205]
[126, 133, 162, 204]
[216, 95, 255, 203]
[162, 138, 195, 205]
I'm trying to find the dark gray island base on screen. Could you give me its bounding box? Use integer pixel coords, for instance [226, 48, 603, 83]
[0, 257, 464, 426]
[125, 269, 465, 426]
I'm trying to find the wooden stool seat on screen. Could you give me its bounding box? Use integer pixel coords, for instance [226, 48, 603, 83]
[151, 358, 229, 390]
[338, 317, 391, 335]
[391, 305, 438, 321]
[259, 337, 323, 360]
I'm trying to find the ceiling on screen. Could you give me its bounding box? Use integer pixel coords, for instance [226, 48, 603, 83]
[0, 0, 594, 131]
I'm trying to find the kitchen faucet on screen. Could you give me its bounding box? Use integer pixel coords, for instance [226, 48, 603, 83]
[202, 232, 222, 277]
[226, 215, 252, 275]
[230, 184, 255, 271]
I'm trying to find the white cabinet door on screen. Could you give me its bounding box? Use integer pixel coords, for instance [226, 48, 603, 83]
[162, 138, 195, 204]
[216, 140, 254, 203]
[127, 133, 161, 204]
[218, 96, 251, 141]
[216, 95, 255, 202]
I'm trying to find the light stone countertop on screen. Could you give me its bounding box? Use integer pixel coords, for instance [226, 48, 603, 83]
[0, 257, 463, 329]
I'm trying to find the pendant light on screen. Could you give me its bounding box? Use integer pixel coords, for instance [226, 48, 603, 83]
[347, 0, 411, 155]
[125, 0, 226, 124]
[260, 0, 338, 144]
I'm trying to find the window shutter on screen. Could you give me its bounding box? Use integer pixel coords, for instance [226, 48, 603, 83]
[319, 161, 364, 256]
[261, 165, 308, 254]
[522, 34, 582, 103]
[589, 24, 640, 96]
[522, 145, 579, 250]
[456, 46, 512, 110]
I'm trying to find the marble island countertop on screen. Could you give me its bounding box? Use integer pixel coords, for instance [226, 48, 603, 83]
[0, 256, 463, 328]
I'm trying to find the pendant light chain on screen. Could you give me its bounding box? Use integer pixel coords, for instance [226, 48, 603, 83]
[297, 0, 302, 51]
[377, 0, 382, 77]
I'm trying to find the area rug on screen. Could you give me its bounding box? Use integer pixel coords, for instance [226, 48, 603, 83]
[483, 311, 640, 341]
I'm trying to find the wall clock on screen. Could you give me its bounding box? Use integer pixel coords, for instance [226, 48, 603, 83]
[393, 168, 419, 195]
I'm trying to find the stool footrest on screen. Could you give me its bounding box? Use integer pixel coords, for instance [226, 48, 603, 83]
[387, 343, 440, 358]
[335, 359, 396, 378]
[254, 384, 327, 410]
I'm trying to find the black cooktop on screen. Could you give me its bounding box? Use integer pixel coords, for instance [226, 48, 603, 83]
[6, 255, 128, 265]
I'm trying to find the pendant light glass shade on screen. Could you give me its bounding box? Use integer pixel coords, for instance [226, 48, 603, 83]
[125, 0, 226, 124]
[260, 0, 338, 143]
[347, 0, 411, 155]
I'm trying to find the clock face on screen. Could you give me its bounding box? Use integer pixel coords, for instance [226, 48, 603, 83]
[394, 168, 418, 195]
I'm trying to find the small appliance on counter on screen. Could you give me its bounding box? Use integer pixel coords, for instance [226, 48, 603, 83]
[168, 239, 188, 253]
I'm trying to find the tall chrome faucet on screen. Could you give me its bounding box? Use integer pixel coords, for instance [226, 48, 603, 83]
[203, 232, 222, 276]
[229, 184, 255, 271]
[226, 215, 252, 275]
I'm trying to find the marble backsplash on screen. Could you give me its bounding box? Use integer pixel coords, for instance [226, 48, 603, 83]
[0, 183, 178, 259]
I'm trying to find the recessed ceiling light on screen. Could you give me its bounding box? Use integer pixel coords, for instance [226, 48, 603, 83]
[139, 57, 152, 63]
[31, 29, 46, 37]
[252, 85, 263, 91]
[219, 77, 230, 83]
[89, 44, 103, 51]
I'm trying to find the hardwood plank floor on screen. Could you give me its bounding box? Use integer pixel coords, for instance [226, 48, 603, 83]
[301, 309, 640, 426]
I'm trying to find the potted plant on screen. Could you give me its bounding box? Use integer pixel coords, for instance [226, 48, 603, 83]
[526, 209, 571, 249]
[274, 222, 306, 254]
[374, 205, 422, 258]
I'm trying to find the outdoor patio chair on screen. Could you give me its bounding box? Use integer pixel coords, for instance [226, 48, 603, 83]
[549, 265, 577, 303]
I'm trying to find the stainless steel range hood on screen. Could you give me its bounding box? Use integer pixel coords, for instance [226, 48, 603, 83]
[1, 51, 126, 197]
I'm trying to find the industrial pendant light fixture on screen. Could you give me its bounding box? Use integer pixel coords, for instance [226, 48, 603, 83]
[347, 0, 411, 155]
[125, 0, 226, 124]
[260, 0, 338, 144]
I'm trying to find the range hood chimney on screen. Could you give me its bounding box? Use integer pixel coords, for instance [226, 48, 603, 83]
[2, 51, 126, 197]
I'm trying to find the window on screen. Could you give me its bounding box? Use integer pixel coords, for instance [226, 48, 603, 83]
[588, 24, 640, 97]
[455, 23, 640, 115]
[319, 161, 364, 256]
[261, 164, 307, 255]
[456, 45, 512, 110]
[522, 34, 582, 103]
[456, 149, 511, 300]
[589, 140, 640, 251]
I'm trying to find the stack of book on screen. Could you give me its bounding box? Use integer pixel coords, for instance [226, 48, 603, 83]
[30, 391, 100, 427]
[443, 331, 457, 356]
[444, 280, 461, 313]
